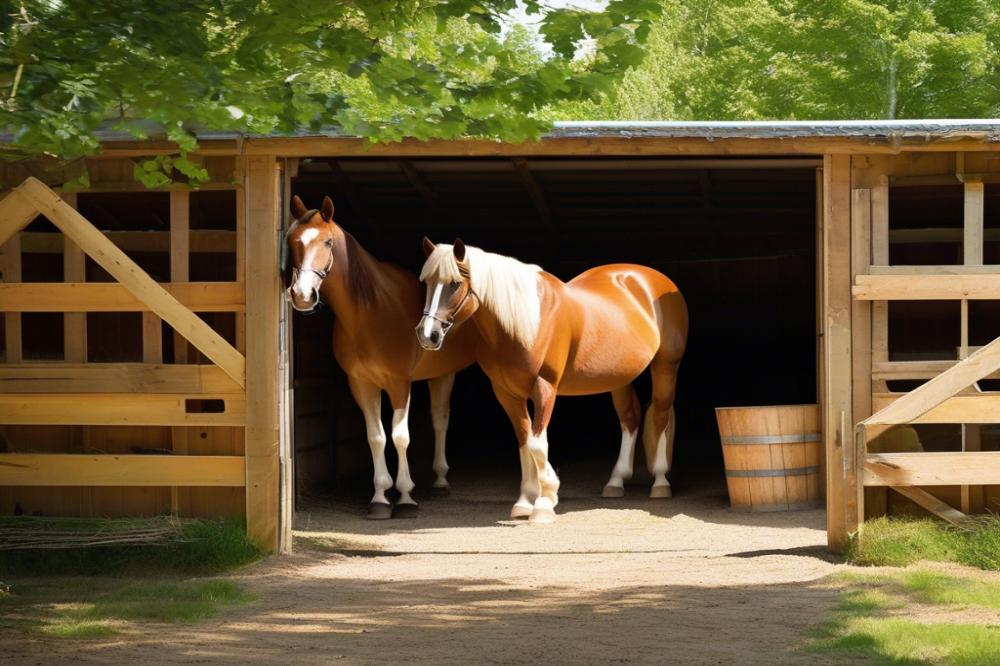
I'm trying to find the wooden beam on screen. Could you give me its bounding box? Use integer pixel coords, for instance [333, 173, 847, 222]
[1, 232, 21, 363]
[0, 189, 40, 247]
[865, 452, 1000, 487]
[863, 335, 1000, 431]
[244, 155, 281, 552]
[887, 228, 1000, 244]
[15, 178, 246, 388]
[0, 363, 242, 394]
[851, 187, 872, 531]
[964, 180, 985, 266]
[870, 174, 889, 399]
[61, 192, 88, 362]
[871, 393, 1000, 424]
[169, 190, 190, 364]
[854, 274, 1000, 300]
[869, 265, 1000, 275]
[871, 359, 1000, 381]
[823, 154, 853, 553]
[20, 230, 236, 254]
[0, 453, 245, 487]
[888, 485, 969, 525]
[0, 282, 244, 312]
[0, 393, 245, 426]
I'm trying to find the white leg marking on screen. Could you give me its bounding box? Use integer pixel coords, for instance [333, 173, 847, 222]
[527, 430, 560, 523]
[392, 395, 415, 505]
[429, 374, 454, 489]
[359, 394, 392, 505]
[510, 446, 540, 519]
[604, 427, 638, 496]
[650, 408, 674, 498]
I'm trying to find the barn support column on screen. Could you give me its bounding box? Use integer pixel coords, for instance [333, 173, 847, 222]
[245, 155, 282, 552]
[823, 154, 855, 552]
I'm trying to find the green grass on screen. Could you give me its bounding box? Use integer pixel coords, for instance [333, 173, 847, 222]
[0, 577, 256, 638]
[0, 518, 264, 576]
[809, 569, 1000, 664]
[845, 516, 1000, 571]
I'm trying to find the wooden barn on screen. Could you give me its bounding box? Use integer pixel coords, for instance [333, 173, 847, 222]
[2, 120, 1000, 553]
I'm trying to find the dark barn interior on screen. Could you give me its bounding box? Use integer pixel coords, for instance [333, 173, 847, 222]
[289, 156, 821, 503]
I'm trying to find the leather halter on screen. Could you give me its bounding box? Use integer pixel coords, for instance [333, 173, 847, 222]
[419, 263, 476, 336]
[286, 209, 334, 284]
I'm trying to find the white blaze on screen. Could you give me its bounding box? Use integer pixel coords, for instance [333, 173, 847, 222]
[423, 282, 444, 337]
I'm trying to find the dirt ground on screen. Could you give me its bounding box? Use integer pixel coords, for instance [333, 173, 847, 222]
[5, 465, 848, 665]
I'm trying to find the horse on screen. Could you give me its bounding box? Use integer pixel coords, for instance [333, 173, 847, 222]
[415, 238, 688, 523]
[284, 196, 478, 519]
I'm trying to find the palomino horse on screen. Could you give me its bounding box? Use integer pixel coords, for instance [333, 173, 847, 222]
[285, 196, 477, 518]
[416, 239, 687, 523]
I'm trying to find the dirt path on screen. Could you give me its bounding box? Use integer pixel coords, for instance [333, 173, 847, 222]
[5, 467, 846, 665]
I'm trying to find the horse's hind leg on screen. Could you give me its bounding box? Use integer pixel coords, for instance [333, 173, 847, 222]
[386, 382, 418, 515]
[602, 384, 641, 498]
[427, 373, 455, 493]
[644, 357, 680, 499]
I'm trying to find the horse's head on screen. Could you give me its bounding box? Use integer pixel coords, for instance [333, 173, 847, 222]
[284, 195, 336, 312]
[416, 237, 478, 351]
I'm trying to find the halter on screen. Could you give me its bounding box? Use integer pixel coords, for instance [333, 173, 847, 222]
[419, 264, 476, 336]
[285, 208, 334, 284]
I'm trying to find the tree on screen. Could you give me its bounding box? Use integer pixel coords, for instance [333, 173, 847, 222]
[0, 0, 660, 186]
[555, 0, 1000, 120]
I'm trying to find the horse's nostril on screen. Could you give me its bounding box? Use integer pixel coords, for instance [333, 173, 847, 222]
[429, 330, 441, 345]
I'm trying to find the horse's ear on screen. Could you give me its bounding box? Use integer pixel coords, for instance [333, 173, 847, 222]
[453, 238, 466, 262]
[291, 195, 308, 220]
[321, 196, 335, 222]
[422, 236, 436, 258]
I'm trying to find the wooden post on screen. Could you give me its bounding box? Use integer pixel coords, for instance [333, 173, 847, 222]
[169, 190, 190, 515]
[851, 188, 872, 526]
[962, 178, 985, 514]
[815, 167, 826, 498]
[823, 154, 854, 552]
[866, 174, 890, 517]
[244, 156, 281, 552]
[62, 192, 87, 362]
[2, 232, 22, 362]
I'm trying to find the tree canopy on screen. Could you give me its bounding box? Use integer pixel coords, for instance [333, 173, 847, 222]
[555, 0, 1000, 121]
[0, 0, 659, 185]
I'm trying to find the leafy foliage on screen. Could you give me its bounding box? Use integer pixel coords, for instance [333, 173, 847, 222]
[0, 0, 659, 184]
[553, 0, 1000, 120]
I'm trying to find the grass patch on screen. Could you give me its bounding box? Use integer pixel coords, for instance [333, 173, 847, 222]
[809, 569, 1000, 664]
[1, 578, 256, 638]
[845, 516, 1000, 571]
[0, 518, 264, 576]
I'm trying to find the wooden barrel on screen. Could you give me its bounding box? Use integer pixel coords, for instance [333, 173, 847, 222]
[715, 404, 821, 512]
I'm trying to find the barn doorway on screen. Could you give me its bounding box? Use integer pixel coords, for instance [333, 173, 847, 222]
[286, 156, 820, 510]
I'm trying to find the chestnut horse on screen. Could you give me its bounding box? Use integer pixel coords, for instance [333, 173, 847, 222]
[416, 239, 687, 523]
[285, 196, 477, 519]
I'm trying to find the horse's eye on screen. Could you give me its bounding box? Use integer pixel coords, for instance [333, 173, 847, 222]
[324, 239, 334, 248]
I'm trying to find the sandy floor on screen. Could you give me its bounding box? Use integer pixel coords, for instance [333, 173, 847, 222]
[5, 466, 847, 665]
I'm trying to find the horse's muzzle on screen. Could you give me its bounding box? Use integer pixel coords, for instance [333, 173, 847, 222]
[415, 316, 445, 351]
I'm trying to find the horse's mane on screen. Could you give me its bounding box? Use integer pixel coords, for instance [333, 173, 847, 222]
[420, 244, 542, 348]
[343, 230, 380, 306]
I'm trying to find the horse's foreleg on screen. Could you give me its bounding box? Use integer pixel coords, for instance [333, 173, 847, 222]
[348, 376, 392, 518]
[603, 384, 641, 498]
[493, 388, 535, 520]
[388, 385, 416, 509]
[526, 378, 559, 524]
[427, 373, 455, 492]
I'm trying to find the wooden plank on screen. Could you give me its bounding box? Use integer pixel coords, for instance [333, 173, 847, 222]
[815, 167, 825, 500]
[1, 232, 21, 362]
[245, 155, 281, 552]
[865, 452, 1000, 486]
[170, 190, 190, 364]
[0, 393, 245, 426]
[872, 359, 1000, 381]
[851, 187, 872, 533]
[235, 157, 247, 353]
[0, 282, 245, 312]
[871, 393, 1000, 423]
[0, 453, 245, 487]
[0, 189, 40, 247]
[887, 228, 1000, 244]
[823, 154, 853, 553]
[61, 192, 88, 363]
[15, 177, 246, 388]
[871, 174, 889, 402]
[869, 265, 1000, 275]
[854, 274, 1000, 300]
[0, 363, 242, 394]
[888, 485, 969, 525]
[21, 230, 236, 254]
[964, 180, 985, 266]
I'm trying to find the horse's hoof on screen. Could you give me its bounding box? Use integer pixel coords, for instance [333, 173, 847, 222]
[602, 484, 625, 498]
[510, 503, 533, 520]
[366, 501, 393, 520]
[393, 502, 419, 519]
[430, 484, 451, 498]
[649, 485, 672, 499]
[529, 507, 557, 524]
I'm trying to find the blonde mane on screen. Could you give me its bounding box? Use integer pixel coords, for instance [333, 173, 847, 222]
[420, 244, 542, 348]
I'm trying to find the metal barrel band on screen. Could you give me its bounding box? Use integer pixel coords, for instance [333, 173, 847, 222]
[720, 433, 821, 445]
[726, 466, 820, 478]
